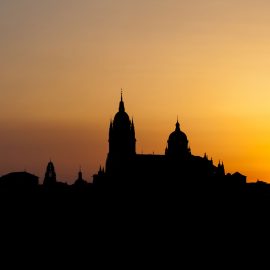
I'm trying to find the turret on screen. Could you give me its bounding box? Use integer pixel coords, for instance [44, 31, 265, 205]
[43, 160, 57, 186]
[217, 161, 225, 176]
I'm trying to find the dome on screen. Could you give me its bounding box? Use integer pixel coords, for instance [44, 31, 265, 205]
[166, 120, 189, 157]
[168, 128, 188, 143]
[114, 111, 130, 126]
[168, 121, 188, 143]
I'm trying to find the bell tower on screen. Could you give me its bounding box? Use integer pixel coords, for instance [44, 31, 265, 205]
[108, 92, 136, 157]
[106, 93, 136, 175]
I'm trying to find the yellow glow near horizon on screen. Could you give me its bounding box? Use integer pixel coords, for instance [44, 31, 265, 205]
[1, 1, 270, 183]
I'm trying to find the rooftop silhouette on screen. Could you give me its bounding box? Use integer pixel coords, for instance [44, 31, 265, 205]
[1, 93, 269, 261]
[1, 93, 270, 213]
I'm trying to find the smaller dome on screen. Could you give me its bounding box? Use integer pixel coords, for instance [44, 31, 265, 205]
[166, 120, 189, 158]
[168, 121, 188, 143]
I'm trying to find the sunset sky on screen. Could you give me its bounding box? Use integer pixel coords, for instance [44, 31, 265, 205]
[1, 0, 270, 184]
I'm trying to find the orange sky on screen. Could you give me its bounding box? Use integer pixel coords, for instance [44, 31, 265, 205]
[1, 0, 270, 184]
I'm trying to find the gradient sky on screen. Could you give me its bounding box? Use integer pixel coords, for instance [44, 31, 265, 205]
[1, 0, 270, 184]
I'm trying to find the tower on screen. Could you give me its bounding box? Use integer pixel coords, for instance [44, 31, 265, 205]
[217, 161, 225, 177]
[74, 168, 88, 186]
[108, 92, 136, 157]
[43, 160, 57, 186]
[106, 93, 136, 175]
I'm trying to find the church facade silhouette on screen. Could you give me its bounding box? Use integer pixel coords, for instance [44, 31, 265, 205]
[94, 93, 230, 186]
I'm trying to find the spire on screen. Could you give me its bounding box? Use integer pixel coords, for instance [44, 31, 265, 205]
[175, 117, 180, 131]
[221, 161, 225, 169]
[98, 165, 103, 176]
[119, 89, 125, 112]
[131, 118, 135, 136]
[217, 160, 225, 176]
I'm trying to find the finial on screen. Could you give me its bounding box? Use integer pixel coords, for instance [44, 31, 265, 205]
[119, 89, 125, 112]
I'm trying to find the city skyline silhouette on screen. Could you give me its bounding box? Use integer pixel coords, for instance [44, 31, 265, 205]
[1, 92, 248, 185]
[1, 92, 269, 227]
[2, 3, 270, 260]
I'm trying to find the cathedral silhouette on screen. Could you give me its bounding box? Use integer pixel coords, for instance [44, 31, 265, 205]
[93, 93, 242, 188]
[0, 92, 247, 191]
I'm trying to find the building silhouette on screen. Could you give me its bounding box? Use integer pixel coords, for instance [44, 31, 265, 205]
[0, 93, 247, 193]
[94, 93, 237, 188]
[0, 171, 39, 189]
[74, 168, 88, 187]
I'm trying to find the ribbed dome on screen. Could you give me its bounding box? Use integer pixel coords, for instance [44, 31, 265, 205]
[168, 121, 187, 142]
[166, 120, 189, 158]
[168, 129, 188, 144]
[113, 111, 130, 127]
